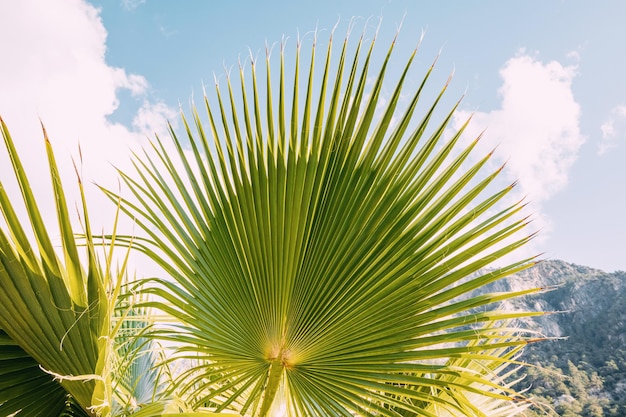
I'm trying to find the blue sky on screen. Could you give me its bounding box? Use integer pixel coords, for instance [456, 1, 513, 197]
[1, 0, 626, 271]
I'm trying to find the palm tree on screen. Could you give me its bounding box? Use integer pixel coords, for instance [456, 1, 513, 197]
[1, 28, 544, 416]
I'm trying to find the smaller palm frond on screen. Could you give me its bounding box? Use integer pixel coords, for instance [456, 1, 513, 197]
[112, 295, 177, 414]
[0, 117, 230, 416]
[0, 117, 110, 414]
[0, 118, 172, 416]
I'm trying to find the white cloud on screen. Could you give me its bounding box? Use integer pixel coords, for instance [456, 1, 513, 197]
[450, 51, 584, 262]
[121, 0, 146, 11]
[133, 100, 178, 136]
[599, 105, 626, 155]
[0, 0, 175, 272]
[454, 51, 584, 204]
[566, 50, 582, 62]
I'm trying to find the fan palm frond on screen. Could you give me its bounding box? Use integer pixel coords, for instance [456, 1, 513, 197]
[107, 28, 544, 416]
[0, 117, 112, 415]
[0, 117, 235, 416]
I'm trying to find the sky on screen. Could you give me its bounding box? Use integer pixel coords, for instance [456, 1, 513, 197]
[1, 0, 625, 272]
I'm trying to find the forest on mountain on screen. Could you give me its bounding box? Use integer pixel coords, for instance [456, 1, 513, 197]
[490, 260, 626, 416]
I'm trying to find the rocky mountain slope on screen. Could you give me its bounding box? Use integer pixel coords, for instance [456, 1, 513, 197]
[489, 260, 626, 416]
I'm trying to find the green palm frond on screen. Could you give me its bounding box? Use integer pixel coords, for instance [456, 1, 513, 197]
[0, 116, 231, 416]
[421, 321, 534, 417]
[0, 329, 68, 417]
[0, 118, 156, 416]
[112, 298, 177, 414]
[0, 118, 108, 415]
[107, 29, 544, 416]
[0, 119, 203, 417]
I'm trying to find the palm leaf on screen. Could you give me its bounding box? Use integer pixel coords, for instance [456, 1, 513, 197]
[0, 118, 146, 416]
[0, 115, 229, 415]
[111, 295, 181, 415]
[0, 328, 68, 417]
[0, 117, 212, 417]
[420, 321, 534, 417]
[106, 29, 543, 416]
[0, 118, 104, 414]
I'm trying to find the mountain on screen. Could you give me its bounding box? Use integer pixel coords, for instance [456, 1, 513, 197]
[489, 260, 626, 416]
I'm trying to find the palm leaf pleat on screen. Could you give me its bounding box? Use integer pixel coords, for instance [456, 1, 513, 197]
[108, 30, 542, 416]
[0, 328, 68, 416]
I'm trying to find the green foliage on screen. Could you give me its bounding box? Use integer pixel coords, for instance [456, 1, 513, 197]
[0, 118, 203, 416]
[0, 118, 110, 415]
[0, 329, 68, 416]
[107, 30, 542, 416]
[1, 28, 545, 416]
[489, 261, 626, 416]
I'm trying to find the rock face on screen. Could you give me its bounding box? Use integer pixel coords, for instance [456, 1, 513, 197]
[493, 260, 626, 342]
[488, 260, 626, 416]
